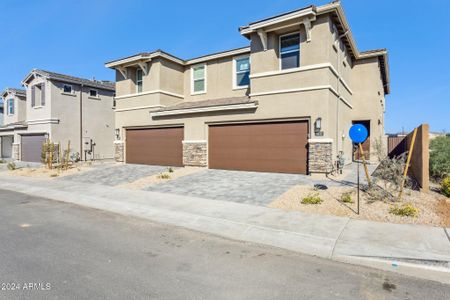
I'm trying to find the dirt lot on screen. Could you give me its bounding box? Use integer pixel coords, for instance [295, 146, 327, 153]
[117, 167, 204, 189]
[269, 184, 450, 227]
[5, 162, 108, 178]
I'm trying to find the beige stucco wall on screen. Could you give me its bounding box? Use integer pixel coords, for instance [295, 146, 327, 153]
[112, 11, 386, 169]
[351, 57, 386, 159]
[50, 80, 115, 159]
[2, 92, 27, 125]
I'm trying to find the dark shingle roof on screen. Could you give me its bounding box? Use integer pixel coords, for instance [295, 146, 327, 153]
[31, 69, 115, 91]
[1, 88, 26, 98]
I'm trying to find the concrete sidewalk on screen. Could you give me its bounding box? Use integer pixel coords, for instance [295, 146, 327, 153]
[0, 174, 448, 284]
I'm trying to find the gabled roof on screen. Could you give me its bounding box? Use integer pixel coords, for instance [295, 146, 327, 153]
[239, 1, 390, 94]
[1, 88, 26, 99]
[105, 47, 250, 69]
[21, 69, 115, 91]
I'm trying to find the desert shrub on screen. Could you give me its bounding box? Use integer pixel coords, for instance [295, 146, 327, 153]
[157, 173, 170, 179]
[441, 177, 450, 197]
[50, 173, 59, 178]
[301, 193, 323, 204]
[167, 167, 174, 173]
[429, 136, 450, 180]
[389, 203, 419, 217]
[7, 162, 16, 170]
[340, 192, 354, 203]
[0, 159, 5, 164]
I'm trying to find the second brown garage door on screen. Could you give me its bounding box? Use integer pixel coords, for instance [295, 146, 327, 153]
[21, 134, 47, 162]
[126, 127, 183, 166]
[209, 121, 308, 174]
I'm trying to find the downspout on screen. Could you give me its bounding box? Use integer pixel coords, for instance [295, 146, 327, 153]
[335, 30, 349, 158]
[80, 83, 84, 161]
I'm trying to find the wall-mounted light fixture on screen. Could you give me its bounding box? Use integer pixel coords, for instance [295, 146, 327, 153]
[115, 128, 120, 140]
[314, 117, 323, 136]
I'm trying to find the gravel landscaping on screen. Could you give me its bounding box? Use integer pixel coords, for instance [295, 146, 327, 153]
[269, 184, 450, 227]
[117, 167, 204, 190]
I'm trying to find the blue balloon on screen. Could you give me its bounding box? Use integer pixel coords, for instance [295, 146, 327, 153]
[349, 124, 368, 143]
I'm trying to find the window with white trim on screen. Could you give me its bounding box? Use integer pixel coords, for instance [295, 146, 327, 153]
[89, 89, 98, 98]
[234, 56, 250, 88]
[63, 84, 73, 94]
[191, 64, 206, 94]
[7, 99, 14, 115]
[136, 69, 143, 93]
[280, 33, 300, 70]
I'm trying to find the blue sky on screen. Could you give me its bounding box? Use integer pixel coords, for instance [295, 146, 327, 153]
[1, 0, 449, 133]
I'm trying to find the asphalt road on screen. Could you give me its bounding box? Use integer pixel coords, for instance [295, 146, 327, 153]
[0, 189, 448, 299]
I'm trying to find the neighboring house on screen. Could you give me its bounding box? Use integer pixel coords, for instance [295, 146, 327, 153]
[0, 100, 3, 125]
[0, 70, 116, 162]
[0, 88, 27, 159]
[105, 1, 389, 174]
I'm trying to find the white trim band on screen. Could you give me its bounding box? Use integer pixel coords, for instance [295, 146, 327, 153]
[151, 103, 258, 117]
[114, 105, 165, 112]
[114, 90, 184, 100]
[182, 140, 207, 144]
[250, 85, 333, 97]
[308, 138, 333, 143]
[26, 118, 60, 125]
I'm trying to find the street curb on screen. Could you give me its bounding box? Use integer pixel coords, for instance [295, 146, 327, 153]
[332, 255, 450, 284]
[1, 178, 449, 284]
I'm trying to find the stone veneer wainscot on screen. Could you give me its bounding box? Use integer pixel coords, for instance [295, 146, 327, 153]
[308, 139, 333, 173]
[183, 141, 207, 167]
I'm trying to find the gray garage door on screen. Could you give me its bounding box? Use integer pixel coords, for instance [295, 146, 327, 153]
[1, 136, 13, 158]
[21, 134, 46, 162]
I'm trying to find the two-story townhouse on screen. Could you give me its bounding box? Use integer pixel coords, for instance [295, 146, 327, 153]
[0, 69, 116, 162]
[0, 88, 27, 159]
[106, 1, 389, 175]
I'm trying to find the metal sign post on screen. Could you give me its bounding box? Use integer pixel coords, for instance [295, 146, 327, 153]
[349, 125, 368, 215]
[357, 151, 360, 215]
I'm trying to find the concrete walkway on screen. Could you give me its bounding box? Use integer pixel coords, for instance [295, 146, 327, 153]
[0, 174, 448, 284]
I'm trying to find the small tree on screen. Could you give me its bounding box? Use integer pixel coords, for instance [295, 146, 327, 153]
[429, 136, 450, 180]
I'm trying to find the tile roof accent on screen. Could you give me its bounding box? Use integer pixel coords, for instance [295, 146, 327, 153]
[28, 69, 115, 90]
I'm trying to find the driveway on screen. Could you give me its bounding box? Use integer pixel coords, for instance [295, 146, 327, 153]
[146, 169, 311, 205]
[59, 164, 167, 186]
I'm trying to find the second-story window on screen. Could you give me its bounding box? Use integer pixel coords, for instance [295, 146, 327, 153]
[89, 89, 98, 98]
[280, 33, 300, 70]
[63, 84, 73, 94]
[136, 69, 143, 93]
[191, 64, 206, 94]
[7, 99, 14, 115]
[31, 83, 45, 107]
[234, 56, 250, 88]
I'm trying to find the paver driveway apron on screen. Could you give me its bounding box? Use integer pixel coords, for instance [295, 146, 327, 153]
[59, 164, 167, 186]
[146, 169, 311, 205]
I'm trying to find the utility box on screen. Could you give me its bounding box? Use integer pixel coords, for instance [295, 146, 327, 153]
[83, 137, 92, 153]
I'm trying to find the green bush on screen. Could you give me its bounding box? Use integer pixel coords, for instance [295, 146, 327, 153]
[429, 136, 450, 180]
[389, 203, 419, 217]
[7, 162, 16, 171]
[167, 167, 174, 173]
[441, 177, 450, 197]
[340, 192, 354, 203]
[157, 173, 170, 179]
[301, 193, 323, 205]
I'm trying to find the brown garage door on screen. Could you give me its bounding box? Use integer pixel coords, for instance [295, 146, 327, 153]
[126, 127, 183, 166]
[209, 121, 308, 174]
[21, 134, 46, 162]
